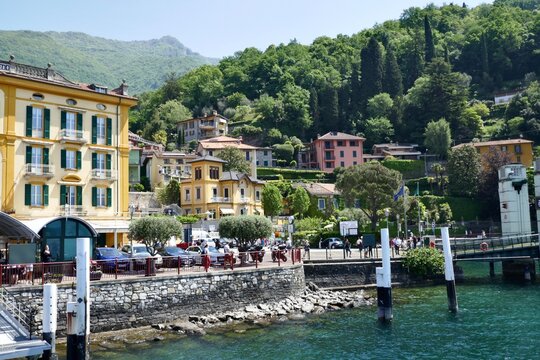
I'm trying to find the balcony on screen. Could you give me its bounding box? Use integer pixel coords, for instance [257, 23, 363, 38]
[60, 205, 87, 216]
[324, 153, 336, 161]
[59, 129, 86, 144]
[199, 121, 215, 129]
[90, 169, 117, 181]
[24, 164, 54, 179]
[209, 197, 231, 203]
[239, 197, 250, 204]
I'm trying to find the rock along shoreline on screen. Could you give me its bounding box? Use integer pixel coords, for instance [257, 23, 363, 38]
[85, 283, 375, 349]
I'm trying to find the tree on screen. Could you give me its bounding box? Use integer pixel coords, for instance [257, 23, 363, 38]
[217, 146, 251, 174]
[290, 186, 310, 218]
[319, 83, 340, 134]
[366, 93, 394, 119]
[447, 145, 481, 197]
[424, 15, 435, 63]
[128, 216, 183, 255]
[279, 84, 312, 136]
[383, 45, 403, 98]
[478, 146, 512, 210]
[255, 94, 284, 130]
[157, 178, 180, 206]
[262, 184, 283, 218]
[359, 37, 384, 113]
[336, 162, 402, 231]
[363, 117, 394, 147]
[273, 143, 295, 165]
[424, 119, 452, 159]
[218, 215, 273, 249]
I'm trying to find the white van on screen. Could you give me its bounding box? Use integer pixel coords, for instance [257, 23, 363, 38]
[190, 229, 215, 247]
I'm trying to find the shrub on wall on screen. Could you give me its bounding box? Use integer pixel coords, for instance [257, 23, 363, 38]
[403, 247, 444, 278]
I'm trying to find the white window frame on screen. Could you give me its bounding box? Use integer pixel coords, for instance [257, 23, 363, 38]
[32, 107, 43, 138]
[318, 198, 326, 210]
[67, 185, 76, 206]
[66, 112, 76, 131]
[31, 184, 42, 206]
[66, 150, 76, 169]
[96, 117, 106, 145]
[96, 153, 106, 171]
[96, 187, 106, 207]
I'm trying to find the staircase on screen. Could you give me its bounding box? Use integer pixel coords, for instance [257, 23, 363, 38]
[0, 287, 50, 360]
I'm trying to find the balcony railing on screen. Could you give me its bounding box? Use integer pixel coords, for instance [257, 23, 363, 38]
[239, 197, 250, 203]
[59, 129, 86, 143]
[61, 205, 86, 216]
[91, 169, 117, 180]
[199, 121, 215, 129]
[24, 164, 54, 178]
[209, 197, 231, 203]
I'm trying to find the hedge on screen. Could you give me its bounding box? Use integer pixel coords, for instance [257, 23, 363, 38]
[257, 167, 329, 180]
[417, 195, 490, 221]
[381, 159, 425, 179]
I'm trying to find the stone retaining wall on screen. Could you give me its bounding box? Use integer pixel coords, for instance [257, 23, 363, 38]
[303, 260, 410, 288]
[7, 265, 305, 335]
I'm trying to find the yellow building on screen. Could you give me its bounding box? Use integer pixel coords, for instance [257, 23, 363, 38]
[452, 139, 534, 167]
[0, 58, 137, 260]
[180, 155, 264, 219]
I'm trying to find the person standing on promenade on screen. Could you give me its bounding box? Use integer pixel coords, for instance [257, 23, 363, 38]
[345, 239, 352, 258]
[356, 237, 364, 258]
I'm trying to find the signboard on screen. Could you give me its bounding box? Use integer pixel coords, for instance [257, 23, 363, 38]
[0, 63, 10, 71]
[363, 234, 376, 248]
[340, 221, 358, 236]
[432, 221, 436, 230]
[287, 224, 294, 234]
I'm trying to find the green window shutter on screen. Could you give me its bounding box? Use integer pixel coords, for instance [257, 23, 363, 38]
[76, 186, 82, 206]
[60, 111, 66, 129]
[92, 187, 97, 207]
[77, 113, 83, 131]
[106, 154, 111, 170]
[92, 153, 97, 169]
[91, 116, 97, 144]
[44, 108, 50, 139]
[107, 188, 112, 207]
[25, 184, 31, 206]
[60, 150, 66, 169]
[43, 185, 49, 206]
[43, 148, 49, 165]
[26, 106, 32, 136]
[76, 151, 82, 169]
[106, 118, 112, 145]
[26, 146, 32, 164]
[60, 185, 66, 205]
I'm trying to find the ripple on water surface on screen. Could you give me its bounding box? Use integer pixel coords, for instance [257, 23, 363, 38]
[89, 280, 540, 360]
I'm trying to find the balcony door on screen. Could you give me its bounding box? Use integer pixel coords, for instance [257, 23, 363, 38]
[31, 147, 43, 175]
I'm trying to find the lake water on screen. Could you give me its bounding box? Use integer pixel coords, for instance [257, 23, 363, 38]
[91, 262, 540, 359]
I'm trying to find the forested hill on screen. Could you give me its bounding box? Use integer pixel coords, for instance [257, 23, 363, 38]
[130, 0, 540, 154]
[0, 31, 217, 94]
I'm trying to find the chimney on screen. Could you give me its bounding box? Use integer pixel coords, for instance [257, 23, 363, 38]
[118, 79, 129, 96]
[238, 136, 243, 142]
[46, 63, 54, 80]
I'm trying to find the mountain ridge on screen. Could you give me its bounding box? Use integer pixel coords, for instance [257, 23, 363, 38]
[0, 30, 217, 94]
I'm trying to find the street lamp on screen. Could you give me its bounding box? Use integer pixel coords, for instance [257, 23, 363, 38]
[384, 208, 390, 229]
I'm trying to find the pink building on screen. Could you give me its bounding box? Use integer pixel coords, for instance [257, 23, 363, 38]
[299, 132, 365, 172]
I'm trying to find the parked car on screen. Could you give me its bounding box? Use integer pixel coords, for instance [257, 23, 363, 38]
[93, 247, 129, 271]
[121, 244, 163, 267]
[159, 246, 196, 267]
[320, 237, 344, 249]
[185, 246, 225, 265]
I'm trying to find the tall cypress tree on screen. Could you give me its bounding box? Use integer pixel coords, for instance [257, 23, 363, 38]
[349, 62, 362, 118]
[359, 37, 384, 113]
[383, 45, 403, 98]
[319, 83, 340, 133]
[338, 82, 352, 132]
[424, 15, 435, 63]
[309, 87, 321, 137]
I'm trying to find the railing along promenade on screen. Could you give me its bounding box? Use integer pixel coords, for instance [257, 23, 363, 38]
[446, 233, 539, 259]
[0, 249, 303, 288]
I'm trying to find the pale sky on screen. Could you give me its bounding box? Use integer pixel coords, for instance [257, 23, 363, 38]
[2, 0, 492, 58]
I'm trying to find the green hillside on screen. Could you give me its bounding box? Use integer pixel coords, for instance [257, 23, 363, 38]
[0, 31, 217, 94]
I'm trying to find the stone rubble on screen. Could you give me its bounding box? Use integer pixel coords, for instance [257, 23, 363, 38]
[150, 282, 374, 336]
